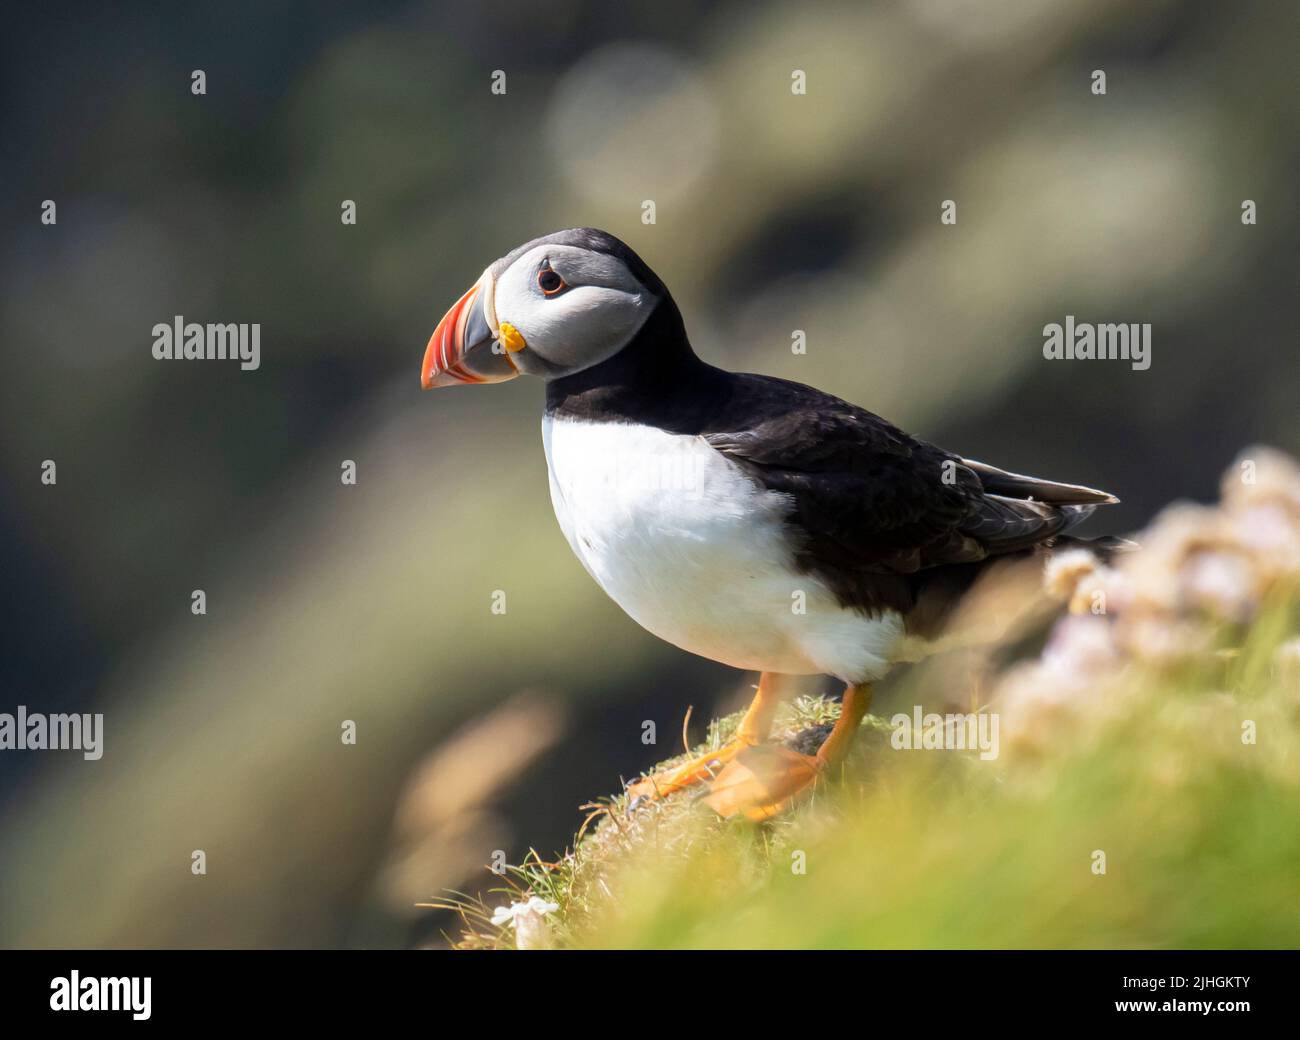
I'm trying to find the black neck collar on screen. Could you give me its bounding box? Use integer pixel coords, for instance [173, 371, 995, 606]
[544, 298, 729, 432]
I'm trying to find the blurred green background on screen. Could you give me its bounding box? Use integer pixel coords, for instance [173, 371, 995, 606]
[1, 0, 1297, 947]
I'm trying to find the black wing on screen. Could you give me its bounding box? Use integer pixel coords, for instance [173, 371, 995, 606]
[702, 374, 1116, 618]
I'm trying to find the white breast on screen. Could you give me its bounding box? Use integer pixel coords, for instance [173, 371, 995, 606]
[541, 416, 904, 682]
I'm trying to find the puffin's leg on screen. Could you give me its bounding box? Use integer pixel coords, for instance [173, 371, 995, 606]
[626, 672, 788, 804]
[703, 681, 872, 821]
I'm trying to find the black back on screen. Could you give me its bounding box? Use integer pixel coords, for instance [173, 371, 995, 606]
[540, 229, 1111, 630]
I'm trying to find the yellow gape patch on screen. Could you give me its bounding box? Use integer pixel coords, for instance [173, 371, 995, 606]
[497, 322, 527, 353]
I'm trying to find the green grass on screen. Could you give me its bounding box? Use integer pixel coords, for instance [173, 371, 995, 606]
[441, 585, 1300, 949]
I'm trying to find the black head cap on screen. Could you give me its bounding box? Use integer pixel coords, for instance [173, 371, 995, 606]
[490, 227, 672, 301]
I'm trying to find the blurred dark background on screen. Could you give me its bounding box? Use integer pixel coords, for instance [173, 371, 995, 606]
[1, 0, 1297, 947]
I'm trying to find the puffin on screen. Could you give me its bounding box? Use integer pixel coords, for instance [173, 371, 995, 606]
[420, 228, 1120, 820]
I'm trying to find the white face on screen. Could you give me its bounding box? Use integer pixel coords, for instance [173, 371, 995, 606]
[486, 243, 658, 379]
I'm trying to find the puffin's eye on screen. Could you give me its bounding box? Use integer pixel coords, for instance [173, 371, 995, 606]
[538, 267, 566, 296]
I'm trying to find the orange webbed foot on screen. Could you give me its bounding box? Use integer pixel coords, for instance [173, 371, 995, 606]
[701, 681, 874, 821]
[701, 744, 823, 821]
[626, 673, 792, 809]
[625, 736, 757, 807]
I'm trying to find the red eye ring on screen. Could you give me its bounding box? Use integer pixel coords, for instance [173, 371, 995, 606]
[538, 267, 566, 296]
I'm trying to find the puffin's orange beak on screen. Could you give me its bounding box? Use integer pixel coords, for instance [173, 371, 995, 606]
[421, 277, 520, 389]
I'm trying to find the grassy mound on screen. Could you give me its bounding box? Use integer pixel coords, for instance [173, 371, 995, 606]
[439, 449, 1300, 949]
